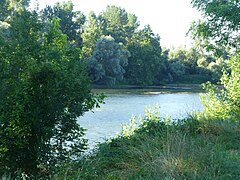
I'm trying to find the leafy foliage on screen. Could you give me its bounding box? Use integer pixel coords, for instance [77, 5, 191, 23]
[191, 0, 240, 121]
[79, 4, 225, 85]
[81, 11, 102, 59]
[201, 55, 240, 120]
[190, 0, 240, 49]
[41, 1, 86, 46]
[100, 5, 139, 45]
[169, 61, 186, 78]
[166, 46, 225, 83]
[0, 10, 101, 177]
[125, 25, 164, 85]
[87, 35, 130, 86]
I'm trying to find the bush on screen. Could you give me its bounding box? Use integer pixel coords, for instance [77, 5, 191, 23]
[200, 55, 240, 121]
[0, 11, 102, 177]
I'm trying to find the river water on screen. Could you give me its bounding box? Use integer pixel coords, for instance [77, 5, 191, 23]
[77, 89, 203, 146]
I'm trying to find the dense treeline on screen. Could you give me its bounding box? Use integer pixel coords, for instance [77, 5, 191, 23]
[39, 1, 230, 86]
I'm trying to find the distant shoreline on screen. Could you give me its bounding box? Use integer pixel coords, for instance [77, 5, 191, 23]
[91, 84, 204, 92]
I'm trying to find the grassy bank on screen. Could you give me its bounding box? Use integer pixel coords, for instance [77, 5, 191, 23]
[57, 111, 240, 179]
[91, 84, 204, 95]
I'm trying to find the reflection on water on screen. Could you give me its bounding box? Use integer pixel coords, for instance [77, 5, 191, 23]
[77, 89, 203, 146]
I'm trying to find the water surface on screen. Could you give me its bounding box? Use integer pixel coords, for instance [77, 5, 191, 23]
[77, 89, 203, 146]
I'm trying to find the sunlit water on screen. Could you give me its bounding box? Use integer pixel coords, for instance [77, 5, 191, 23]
[77, 89, 203, 146]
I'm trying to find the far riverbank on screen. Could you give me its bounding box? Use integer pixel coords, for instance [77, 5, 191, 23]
[91, 84, 204, 93]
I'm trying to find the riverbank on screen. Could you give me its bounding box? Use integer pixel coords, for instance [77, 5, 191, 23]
[57, 113, 240, 179]
[92, 84, 205, 93]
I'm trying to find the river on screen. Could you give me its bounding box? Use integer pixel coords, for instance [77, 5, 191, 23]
[77, 89, 203, 146]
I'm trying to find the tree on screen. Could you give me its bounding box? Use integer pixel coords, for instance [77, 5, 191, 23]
[41, 1, 86, 47]
[125, 25, 163, 85]
[99, 5, 139, 45]
[0, 0, 30, 20]
[191, 0, 240, 120]
[87, 35, 130, 86]
[169, 61, 186, 79]
[0, 20, 10, 38]
[190, 0, 240, 50]
[207, 58, 227, 82]
[201, 55, 240, 120]
[185, 47, 201, 74]
[0, 10, 101, 177]
[169, 47, 200, 75]
[81, 11, 102, 59]
[0, 0, 9, 20]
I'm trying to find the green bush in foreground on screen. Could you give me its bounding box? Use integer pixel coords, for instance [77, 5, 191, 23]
[58, 108, 240, 179]
[0, 10, 102, 178]
[201, 55, 240, 121]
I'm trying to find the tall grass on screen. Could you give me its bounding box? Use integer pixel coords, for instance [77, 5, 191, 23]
[56, 111, 240, 179]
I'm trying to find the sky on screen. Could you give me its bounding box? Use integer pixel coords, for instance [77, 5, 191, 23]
[31, 0, 202, 48]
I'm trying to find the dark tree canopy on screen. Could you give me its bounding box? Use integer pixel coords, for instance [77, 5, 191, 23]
[125, 25, 163, 85]
[0, 8, 101, 177]
[87, 35, 130, 86]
